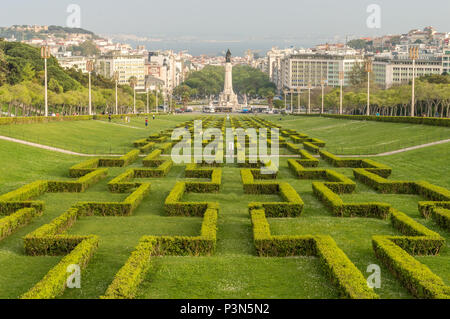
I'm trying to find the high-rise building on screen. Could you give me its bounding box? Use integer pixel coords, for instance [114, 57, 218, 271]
[279, 53, 365, 90]
[373, 55, 443, 88]
[95, 54, 146, 90]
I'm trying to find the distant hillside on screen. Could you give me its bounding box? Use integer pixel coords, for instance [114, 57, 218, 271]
[0, 40, 113, 90]
[0, 25, 97, 41]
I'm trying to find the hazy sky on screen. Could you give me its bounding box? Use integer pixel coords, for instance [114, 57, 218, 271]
[2, 0, 450, 54]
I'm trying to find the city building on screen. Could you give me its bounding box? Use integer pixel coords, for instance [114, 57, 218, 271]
[279, 53, 364, 91]
[95, 54, 146, 90]
[56, 56, 89, 73]
[373, 55, 443, 88]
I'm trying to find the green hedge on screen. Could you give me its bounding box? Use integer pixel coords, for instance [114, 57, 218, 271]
[69, 159, 100, 177]
[0, 115, 93, 126]
[354, 169, 450, 201]
[312, 181, 390, 218]
[0, 180, 48, 202]
[24, 207, 83, 255]
[248, 182, 304, 217]
[107, 170, 137, 193]
[185, 168, 222, 193]
[142, 149, 163, 167]
[98, 149, 140, 167]
[78, 183, 150, 217]
[372, 236, 450, 298]
[0, 208, 40, 241]
[164, 182, 212, 217]
[0, 201, 44, 216]
[134, 160, 173, 178]
[139, 142, 156, 154]
[249, 208, 378, 299]
[101, 239, 156, 299]
[389, 208, 444, 255]
[320, 150, 392, 177]
[321, 114, 450, 127]
[303, 141, 320, 154]
[21, 236, 99, 299]
[47, 169, 107, 193]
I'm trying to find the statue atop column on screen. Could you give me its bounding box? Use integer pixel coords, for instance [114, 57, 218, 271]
[225, 49, 231, 63]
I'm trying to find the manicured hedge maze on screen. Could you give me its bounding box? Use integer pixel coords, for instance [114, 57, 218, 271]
[1, 115, 449, 299]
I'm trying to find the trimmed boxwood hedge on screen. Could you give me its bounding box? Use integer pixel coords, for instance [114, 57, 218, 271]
[21, 236, 99, 299]
[101, 239, 156, 299]
[47, 169, 108, 193]
[69, 159, 100, 177]
[249, 208, 378, 299]
[0, 208, 41, 241]
[312, 181, 390, 219]
[372, 236, 450, 299]
[320, 114, 450, 127]
[248, 182, 304, 217]
[78, 183, 151, 217]
[303, 141, 320, 154]
[0, 180, 48, 202]
[320, 150, 392, 177]
[99, 149, 140, 167]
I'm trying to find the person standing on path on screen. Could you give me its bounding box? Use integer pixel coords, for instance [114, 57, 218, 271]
[145, 117, 149, 128]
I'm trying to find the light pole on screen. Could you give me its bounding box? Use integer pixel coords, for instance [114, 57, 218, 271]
[290, 89, 294, 114]
[114, 71, 119, 115]
[86, 60, 94, 116]
[321, 78, 325, 114]
[409, 47, 419, 117]
[146, 88, 150, 114]
[284, 90, 287, 112]
[307, 82, 312, 114]
[40, 46, 51, 117]
[365, 59, 373, 116]
[339, 71, 344, 115]
[129, 77, 137, 114]
[155, 86, 159, 113]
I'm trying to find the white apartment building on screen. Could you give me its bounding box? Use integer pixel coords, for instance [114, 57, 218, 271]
[279, 53, 365, 91]
[57, 56, 88, 73]
[373, 55, 443, 88]
[95, 54, 146, 90]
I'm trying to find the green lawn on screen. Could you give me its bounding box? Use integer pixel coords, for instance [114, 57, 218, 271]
[262, 115, 450, 155]
[0, 114, 197, 154]
[0, 115, 449, 299]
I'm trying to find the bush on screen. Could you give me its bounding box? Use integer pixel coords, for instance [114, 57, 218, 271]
[372, 236, 450, 298]
[47, 169, 107, 193]
[320, 150, 392, 177]
[0, 208, 41, 241]
[101, 239, 156, 299]
[21, 236, 99, 299]
[0, 180, 48, 202]
[142, 149, 163, 167]
[320, 114, 450, 127]
[135, 161, 173, 178]
[249, 209, 378, 299]
[303, 141, 320, 154]
[249, 183, 304, 217]
[139, 142, 156, 154]
[164, 182, 211, 217]
[69, 159, 100, 177]
[99, 150, 140, 167]
[78, 183, 150, 217]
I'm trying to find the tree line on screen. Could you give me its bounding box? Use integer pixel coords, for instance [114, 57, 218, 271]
[0, 40, 161, 116]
